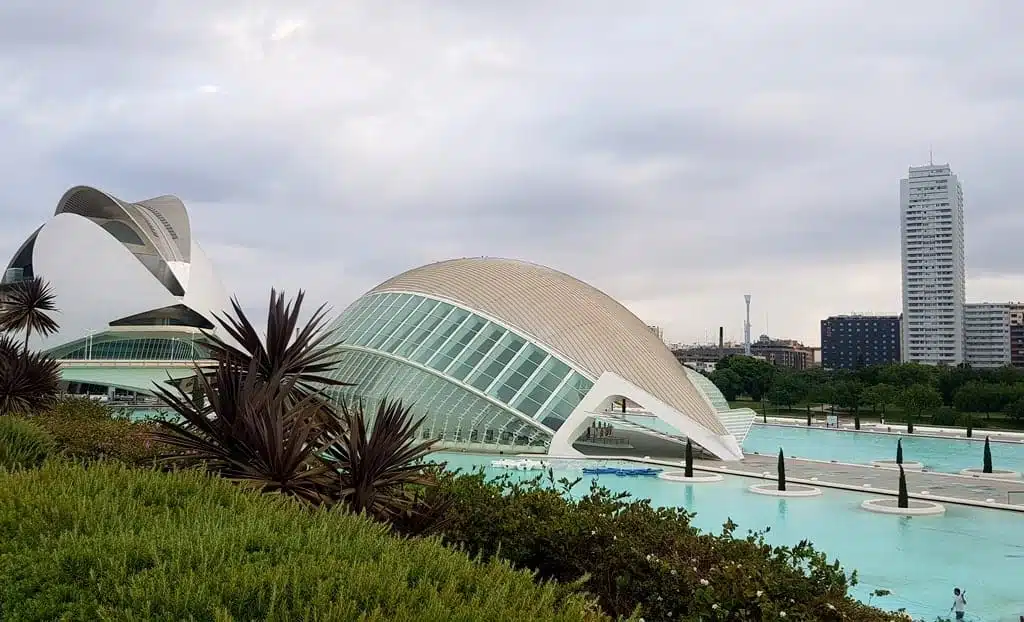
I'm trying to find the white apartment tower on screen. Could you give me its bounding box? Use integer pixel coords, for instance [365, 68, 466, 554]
[964, 303, 1012, 368]
[900, 163, 966, 365]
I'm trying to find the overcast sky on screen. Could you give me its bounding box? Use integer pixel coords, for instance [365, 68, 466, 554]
[3, 0, 1024, 347]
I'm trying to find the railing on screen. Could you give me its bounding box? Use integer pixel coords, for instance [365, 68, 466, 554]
[58, 359, 215, 368]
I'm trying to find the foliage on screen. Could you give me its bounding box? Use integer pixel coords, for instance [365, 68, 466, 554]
[325, 397, 438, 520]
[403, 468, 904, 621]
[200, 288, 351, 407]
[767, 373, 805, 410]
[684, 438, 694, 478]
[0, 277, 59, 351]
[152, 359, 341, 505]
[715, 355, 776, 401]
[0, 334, 61, 415]
[0, 461, 606, 622]
[899, 384, 942, 431]
[1003, 396, 1024, 422]
[0, 417, 53, 470]
[777, 448, 786, 492]
[896, 438, 903, 465]
[27, 398, 167, 464]
[862, 383, 899, 415]
[708, 367, 743, 401]
[954, 382, 1019, 414]
[897, 465, 909, 508]
[983, 436, 993, 473]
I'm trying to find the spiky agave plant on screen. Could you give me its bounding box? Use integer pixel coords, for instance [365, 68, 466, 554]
[0, 334, 61, 415]
[325, 397, 438, 520]
[0, 277, 59, 353]
[150, 358, 341, 505]
[200, 289, 351, 405]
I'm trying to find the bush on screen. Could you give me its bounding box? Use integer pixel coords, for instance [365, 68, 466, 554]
[0, 417, 53, 470]
[403, 468, 904, 621]
[0, 461, 608, 621]
[27, 398, 167, 465]
[930, 409, 959, 426]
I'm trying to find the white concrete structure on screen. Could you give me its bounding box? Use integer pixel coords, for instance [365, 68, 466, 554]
[900, 163, 966, 365]
[964, 303, 1011, 368]
[325, 258, 756, 460]
[3, 185, 231, 391]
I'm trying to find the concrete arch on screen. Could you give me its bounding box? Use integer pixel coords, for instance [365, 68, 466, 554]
[549, 372, 744, 461]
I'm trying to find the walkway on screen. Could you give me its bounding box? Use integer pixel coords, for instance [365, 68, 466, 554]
[761, 416, 1024, 445]
[566, 452, 1024, 513]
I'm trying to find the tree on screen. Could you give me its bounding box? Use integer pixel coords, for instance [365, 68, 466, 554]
[966, 414, 973, 438]
[1003, 396, 1024, 422]
[896, 438, 903, 465]
[0, 334, 61, 415]
[862, 383, 898, 417]
[834, 381, 864, 429]
[899, 384, 941, 434]
[983, 436, 993, 474]
[897, 465, 909, 509]
[0, 277, 59, 354]
[878, 362, 936, 389]
[684, 438, 694, 478]
[777, 448, 786, 492]
[716, 355, 775, 401]
[708, 368, 743, 402]
[767, 373, 805, 413]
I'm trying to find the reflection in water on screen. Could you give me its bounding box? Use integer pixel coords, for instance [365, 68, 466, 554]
[685, 484, 694, 507]
[777, 499, 788, 521]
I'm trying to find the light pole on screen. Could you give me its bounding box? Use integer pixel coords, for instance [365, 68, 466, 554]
[86, 329, 94, 360]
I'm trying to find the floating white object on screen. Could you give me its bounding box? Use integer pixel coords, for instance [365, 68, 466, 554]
[489, 459, 550, 471]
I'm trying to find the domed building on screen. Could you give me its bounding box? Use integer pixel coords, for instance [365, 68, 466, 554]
[326, 258, 754, 460]
[3, 185, 231, 395]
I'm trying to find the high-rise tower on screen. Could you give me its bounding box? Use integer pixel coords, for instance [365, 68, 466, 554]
[900, 163, 966, 365]
[743, 294, 752, 356]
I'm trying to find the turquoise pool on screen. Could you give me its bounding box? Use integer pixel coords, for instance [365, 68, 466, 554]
[435, 452, 1024, 622]
[743, 424, 1024, 475]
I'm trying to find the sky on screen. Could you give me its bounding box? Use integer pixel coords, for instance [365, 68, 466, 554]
[3, 0, 1024, 348]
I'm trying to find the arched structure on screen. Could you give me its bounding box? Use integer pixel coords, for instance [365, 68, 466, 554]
[325, 258, 754, 460]
[3, 185, 229, 394]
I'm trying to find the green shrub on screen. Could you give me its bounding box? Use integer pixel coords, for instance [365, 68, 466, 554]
[0, 417, 53, 470]
[28, 398, 167, 465]
[930, 409, 959, 426]
[401, 468, 905, 622]
[0, 461, 608, 622]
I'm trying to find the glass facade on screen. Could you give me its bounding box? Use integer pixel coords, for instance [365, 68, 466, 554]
[52, 337, 205, 361]
[326, 291, 595, 448]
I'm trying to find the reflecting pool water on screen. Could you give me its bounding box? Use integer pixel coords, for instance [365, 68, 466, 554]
[435, 452, 1024, 621]
[743, 424, 1024, 475]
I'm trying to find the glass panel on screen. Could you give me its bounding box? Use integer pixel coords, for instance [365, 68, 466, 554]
[491, 347, 547, 403]
[379, 297, 436, 353]
[426, 316, 487, 372]
[469, 334, 525, 391]
[410, 307, 469, 364]
[395, 302, 452, 358]
[366, 295, 420, 349]
[345, 294, 391, 342]
[448, 325, 505, 381]
[350, 294, 400, 346]
[512, 357, 572, 416]
[60, 338, 200, 361]
[539, 373, 594, 429]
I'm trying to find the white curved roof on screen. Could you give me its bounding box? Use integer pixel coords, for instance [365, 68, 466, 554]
[369, 257, 727, 435]
[4, 185, 231, 352]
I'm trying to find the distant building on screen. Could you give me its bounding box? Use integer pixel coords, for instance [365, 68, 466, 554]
[1011, 305, 1024, 368]
[671, 344, 744, 369]
[749, 335, 814, 370]
[964, 303, 1013, 368]
[647, 325, 665, 342]
[820, 315, 901, 370]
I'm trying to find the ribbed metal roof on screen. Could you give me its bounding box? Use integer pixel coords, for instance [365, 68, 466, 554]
[370, 258, 727, 435]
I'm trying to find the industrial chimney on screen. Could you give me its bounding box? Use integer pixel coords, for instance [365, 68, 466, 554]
[743, 294, 752, 356]
[718, 326, 724, 360]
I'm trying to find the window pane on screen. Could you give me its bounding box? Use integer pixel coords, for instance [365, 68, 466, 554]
[351, 294, 402, 346]
[490, 347, 547, 403]
[470, 334, 525, 391]
[396, 302, 451, 358]
[380, 298, 436, 353]
[366, 295, 419, 349]
[410, 308, 469, 364]
[448, 325, 504, 381]
[427, 316, 487, 372]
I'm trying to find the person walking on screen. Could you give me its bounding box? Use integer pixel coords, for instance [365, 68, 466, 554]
[950, 587, 967, 620]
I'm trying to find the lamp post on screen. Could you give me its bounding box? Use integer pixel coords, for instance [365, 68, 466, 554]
[86, 329, 94, 360]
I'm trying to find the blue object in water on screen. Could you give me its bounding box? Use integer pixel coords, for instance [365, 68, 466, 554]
[582, 466, 663, 477]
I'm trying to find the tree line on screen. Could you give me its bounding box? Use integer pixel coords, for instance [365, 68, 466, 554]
[707, 355, 1024, 424]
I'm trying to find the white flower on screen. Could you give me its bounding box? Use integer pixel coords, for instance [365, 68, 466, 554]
[613, 535, 617, 541]
[590, 530, 596, 535]
[826, 603, 835, 611]
[756, 590, 763, 597]
[670, 569, 677, 575]
[780, 612, 786, 618]
[700, 579, 709, 586]
[712, 604, 719, 610]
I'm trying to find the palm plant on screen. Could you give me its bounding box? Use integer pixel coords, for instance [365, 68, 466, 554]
[150, 358, 339, 505]
[0, 334, 61, 415]
[325, 397, 437, 519]
[200, 289, 350, 403]
[0, 277, 59, 353]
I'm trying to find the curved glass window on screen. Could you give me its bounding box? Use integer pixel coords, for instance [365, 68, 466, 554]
[53, 338, 205, 361]
[326, 292, 594, 431]
[101, 220, 146, 246]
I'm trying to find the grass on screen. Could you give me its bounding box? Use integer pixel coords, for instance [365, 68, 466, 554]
[0, 461, 609, 622]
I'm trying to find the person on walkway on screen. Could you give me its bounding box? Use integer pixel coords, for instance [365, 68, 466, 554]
[950, 587, 967, 620]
